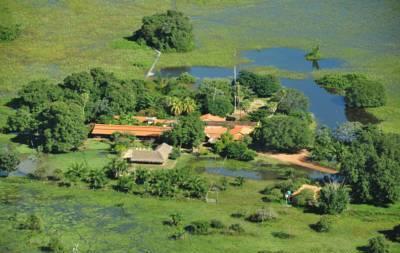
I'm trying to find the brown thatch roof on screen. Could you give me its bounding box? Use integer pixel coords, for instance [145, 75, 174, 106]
[126, 143, 173, 164]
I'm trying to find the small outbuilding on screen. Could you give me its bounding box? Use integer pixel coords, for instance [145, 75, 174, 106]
[122, 143, 173, 165]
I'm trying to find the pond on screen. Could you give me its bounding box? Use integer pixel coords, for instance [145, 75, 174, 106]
[158, 47, 367, 128]
[204, 166, 332, 181]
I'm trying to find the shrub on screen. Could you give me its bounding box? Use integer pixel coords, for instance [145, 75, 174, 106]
[18, 214, 43, 231]
[233, 176, 245, 187]
[305, 45, 321, 61]
[176, 72, 196, 84]
[319, 183, 349, 214]
[228, 223, 245, 234]
[247, 208, 278, 223]
[185, 221, 210, 235]
[217, 177, 229, 191]
[231, 211, 246, 219]
[167, 213, 183, 227]
[271, 231, 295, 239]
[85, 169, 108, 189]
[114, 175, 134, 193]
[46, 236, 65, 253]
[0, 146, 20, 175]
[64, 162, 89, 183]
[367, 236, 390, 253]
[312, 216, 332, 232]
[103, 158, 129, 179]
[291, 189, 316, 207]
[170, 227, 186, 240]
[0, 24, 22, 41]
[210, 219, 225, 229]
[346, 79, 386, 108]
[262, 188, 283, 202]
[133, 10, 194, 52]
[315, 73, 365, 94]
[169, 147, 181, 160]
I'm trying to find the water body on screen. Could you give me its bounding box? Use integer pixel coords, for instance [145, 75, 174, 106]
[159, 47, 353, 128]
[205, 167, 331, 181]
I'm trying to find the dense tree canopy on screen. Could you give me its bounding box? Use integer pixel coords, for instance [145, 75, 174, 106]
[319, 183, 350, 214]
[273, 88, 309, 114]
[315, 73, 366, 95]
[346, 79, 386, 108]
[133, 10, 194, 52]
[162, 114, 205, 148]
[197, 79, 234, 116]
[338, 126, 400, 204]
[252, 115, 313, 153]
[237, 71, 281, 97]
[37, 102, 88, 153]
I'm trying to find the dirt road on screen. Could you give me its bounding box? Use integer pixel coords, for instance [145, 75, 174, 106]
[261, 150, 338, 174]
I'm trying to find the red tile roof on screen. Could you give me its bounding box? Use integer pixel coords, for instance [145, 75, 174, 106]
[91, 124, 171, 137]
[200, 114, 226, 122]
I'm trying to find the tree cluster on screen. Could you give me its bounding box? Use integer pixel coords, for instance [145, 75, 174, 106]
[237, 70, 281, 98]
[213, 132, 256, 161]
[133, 10, 194, 52]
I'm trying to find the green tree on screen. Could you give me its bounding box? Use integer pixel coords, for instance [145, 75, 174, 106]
[206, 95, 233, 117]
[37, 102, 87, 153]
[367, 236, 390, 253]
[305, 45, 321, 61]
[311, 127, 338, 162]
[315, 73, 366, 95]
[346, 79, 386, 108]
[319, 183, 349, 214]
[104, 158, 129, 179]
[339, 126, 400, 204]
[237, 70, 281, 97]
[162, 114, 205, 148]
[0, 145, 20, 175]
[133, 10, 194, 52]
[273, 88, 309, 114]
[61, 72, 94, 94]
[85, 169, 108, 189]
[252, 116, 313, 153]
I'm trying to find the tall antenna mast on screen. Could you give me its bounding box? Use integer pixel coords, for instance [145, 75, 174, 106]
[234, 49, 237, 113]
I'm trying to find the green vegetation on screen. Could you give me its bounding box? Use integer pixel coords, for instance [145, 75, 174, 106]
[305, 45, 321, 61]
[162, 114, 205, 149]
[346, 79, 386, 108]
[252, 116, 313, 153]
[0, 24, 21, 41]
[273, 88, 309, 115]
[197, 79, 234, 116]
[318, 183, 350, 215]
[312, 216, 332, 233]
[238, 70, 281, 98]
[315, 73, 366, 95]
[0, 145, 19, 175]
[213, 132, 256, 161]
[133, 10, 194, 52]
[367, 236, 390, 253]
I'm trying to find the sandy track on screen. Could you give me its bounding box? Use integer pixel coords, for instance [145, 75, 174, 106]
[260, 150, 338, 174]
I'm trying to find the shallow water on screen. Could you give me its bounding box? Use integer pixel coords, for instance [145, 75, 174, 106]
[159, 47, 351, 128]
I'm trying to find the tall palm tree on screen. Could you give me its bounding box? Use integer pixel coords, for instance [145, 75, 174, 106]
[182, 97, 197, 114]
[166, 96, 183, 116]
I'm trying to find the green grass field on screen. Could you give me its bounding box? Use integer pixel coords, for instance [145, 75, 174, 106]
[1, 176, 399, 253]
[1, 0, 400, 132]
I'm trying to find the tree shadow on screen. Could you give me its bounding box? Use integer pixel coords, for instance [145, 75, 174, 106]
[378, 227, 399, 243]
[355, 246, 369, 253]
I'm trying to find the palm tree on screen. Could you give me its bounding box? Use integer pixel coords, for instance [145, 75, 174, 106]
[166, 97, 184, 116]
[182, 97, 197, 114]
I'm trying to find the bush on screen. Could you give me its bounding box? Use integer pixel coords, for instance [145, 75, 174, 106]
[262, 188, 283, 202]
[247, 208, 278, 223]
[367, 236, 390, 253]
[231, 211, 246, 219]
[176, 72, 196, 84]
[133, 10, 194, 52]
[46, 236, 65, 253]
[166, 213, 183, 227]
[312, 216, 332, 232]
[170, 227, 186, 240]
[169, 147, 181, 160]
[114, 175, 134, 193]
[315, 73, 366, 94]
[104, 158, 128, 179]
[0, 24, 21, 41]
[233, 176, 245, 187]
[228, 223, 245, 234]
[0, 146, 20, 175]
[85, 169, 108, 189]
[64, 162, 89, 183]
[210, 219, 225, 229]
[291, 189, 316, 207]
[271, 231, 295, 239]
[319, 183, 349, 214]
[305, 45, 321, 61]
[185, 221, 210, 235]
[18, 214, 43, 231]
[346, 79, 386, 108]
